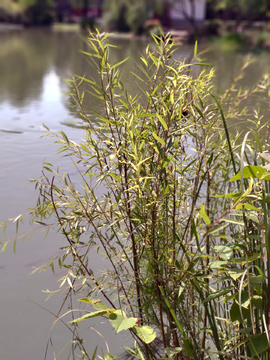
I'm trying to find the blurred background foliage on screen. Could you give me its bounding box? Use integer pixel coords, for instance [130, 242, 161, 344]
[207, 0, 270, 22]
[0, 0, 55, 25]
[102, 0, 164, 34]
[1, 0, 270, 35]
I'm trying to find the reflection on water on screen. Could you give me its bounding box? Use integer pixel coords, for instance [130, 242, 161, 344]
[0, 29, 270, 360]
[207, 48, 270, 91]
[0, 129, 23, 134]
[1, 30, 269, 133]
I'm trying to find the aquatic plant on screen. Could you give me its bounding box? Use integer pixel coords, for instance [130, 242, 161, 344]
[1, 32, 270, 359]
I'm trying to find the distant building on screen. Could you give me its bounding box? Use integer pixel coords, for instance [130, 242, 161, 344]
[69, 0, 103, 18]
[54, 0, 72, 22]
[167, 0, 206, 28]
[57, 0, 206, 28]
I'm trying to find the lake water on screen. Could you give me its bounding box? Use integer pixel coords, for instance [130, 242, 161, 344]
[0, 28, 270, 359]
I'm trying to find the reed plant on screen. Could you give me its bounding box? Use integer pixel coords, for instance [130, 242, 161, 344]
[2, 32, 270, 359]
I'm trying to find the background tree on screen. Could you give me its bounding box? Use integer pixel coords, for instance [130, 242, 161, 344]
[54, 0, 71, 22]
[0, 0, 55, 25]
[102, 0, 164, 34]
[168, 0, 205, 36]
[82, 0, 89, 18]
[23, 0, 55, 25]
[208, 0, 268, 29]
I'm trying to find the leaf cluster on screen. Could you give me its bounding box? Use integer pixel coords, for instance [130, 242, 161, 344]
[2, 31, 270, 360]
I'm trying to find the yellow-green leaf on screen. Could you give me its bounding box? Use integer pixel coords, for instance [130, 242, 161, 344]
[72, 310, 108, 323]
[230, 165, 270, 182]
[200, 203, 210, 226]
[109, 310, 136, 333]
[133, 325, 156, 344]
[152, 132, 165, 146]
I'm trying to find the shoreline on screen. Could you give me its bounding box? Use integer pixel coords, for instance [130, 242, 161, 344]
[0, 22, 189, 42]
[1, 22, 269, 50]
[0, 23, 24, 32]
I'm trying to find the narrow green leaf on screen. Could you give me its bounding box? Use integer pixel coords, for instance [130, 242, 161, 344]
[230, 253, 260, 265]
[235, 203, 262, 212]
[131, 72, 146, 82]
[104, 353, 117, 360]
[203, 288, 231, 303]
[170, 92, 174, 105]
[140, 56, 148, 66]
[111, 57, 129, 70]
[159, 286, 185, 336]
[208, 91, 237, 175]
[152, 132, 165, 146]
[208, 223, 228, 234]
[183, 339, 194, 357]
[200, 203, 210, 226]
[92, 346, 98, 360]
[42, 123, 50, 131]
[78, 298, 111, 311]
[135, 113, 156, 118]
[13, 238, 17, 253]
[219, 192, 241, 199]
[72, 310, 108, 323]
[81, 51, 101, 58]
[59, 130, 70, 145]
[149, 52, 158, 66]
[193, 62, 211, 66]
[156, 114, 168, 130]
[194, 40, 198, 58]
[222, 218, 245, 226]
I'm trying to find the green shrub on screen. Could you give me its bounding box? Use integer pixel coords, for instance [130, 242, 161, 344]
[24, 0, 55, 26]
[101, 0, 130, 32]
[0, 0, 25, 23]
[0, 0, 55, 25]
[80, 17, 95, 31]
[102, 0, 164, 35]
[2, 32, 270, 359]
[204, 19, 222, 36]
[210, 32, 250, 51]
[255, 32, 270, 48]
